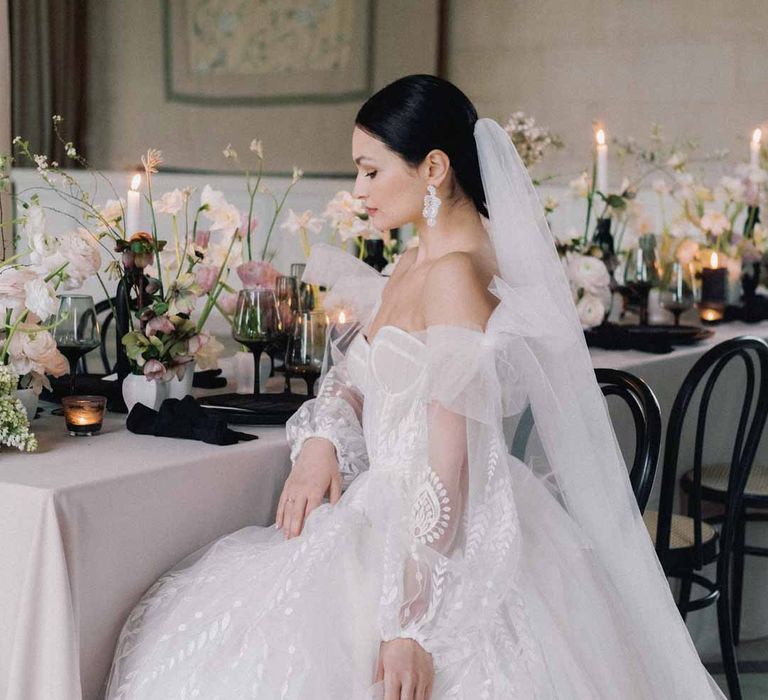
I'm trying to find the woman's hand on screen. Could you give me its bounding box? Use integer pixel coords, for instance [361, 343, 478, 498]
[374, 638, 434, 700]
[276, 437, 342, 539]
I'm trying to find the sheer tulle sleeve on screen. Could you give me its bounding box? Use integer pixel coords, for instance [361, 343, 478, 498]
[285, 243, 386, 489]
[377, 324, 530, 664]
[285, 345, 369, 490]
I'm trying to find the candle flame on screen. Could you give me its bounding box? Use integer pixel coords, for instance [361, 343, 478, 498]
[753, 128, 762, 146]
[596, 129, 606, 146]
[130, 174, 142, 191]
[338, 310, 346, 324]
[710, 252, 719, 268]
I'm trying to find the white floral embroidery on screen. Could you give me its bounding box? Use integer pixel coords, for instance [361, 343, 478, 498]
[412, 468, 451, 544]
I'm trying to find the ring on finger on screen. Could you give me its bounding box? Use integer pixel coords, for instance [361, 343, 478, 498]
[287, 496, 296, 503]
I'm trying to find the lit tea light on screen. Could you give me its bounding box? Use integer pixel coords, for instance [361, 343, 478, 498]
[62, 395, 107, 436]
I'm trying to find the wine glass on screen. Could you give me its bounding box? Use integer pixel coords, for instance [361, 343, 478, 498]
[53, 294, 100, 396]
[623, 248, 655, 325]
[285, 311, 327, 398]
[660, 261, 694, 326]
[274, 275, 299, 391]
[231, 289, 279, 395]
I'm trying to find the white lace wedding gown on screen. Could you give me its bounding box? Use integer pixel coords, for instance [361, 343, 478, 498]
[106, 249, 722, 699]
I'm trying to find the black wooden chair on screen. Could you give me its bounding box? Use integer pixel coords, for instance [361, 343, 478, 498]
[79, 298, 119, 375]
[511, 367, 662, 514]
[642, 336, 768, 700]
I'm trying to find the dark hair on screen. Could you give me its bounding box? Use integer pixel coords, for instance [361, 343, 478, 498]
[355, 74, 488, 218]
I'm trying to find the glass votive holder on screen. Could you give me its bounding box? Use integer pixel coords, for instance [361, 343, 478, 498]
[62, 395, 107, 436]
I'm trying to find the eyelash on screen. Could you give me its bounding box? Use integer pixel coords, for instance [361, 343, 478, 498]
[365, 170, 377, 179]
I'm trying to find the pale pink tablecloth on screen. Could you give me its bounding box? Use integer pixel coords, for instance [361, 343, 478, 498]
[0, 410, 290, 700]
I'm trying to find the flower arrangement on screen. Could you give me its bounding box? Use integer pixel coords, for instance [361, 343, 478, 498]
[503, 111, 564, 170]
[6, 118, 307, 383]
[0, 149, 93, 393]
[0, 365, 37, 451]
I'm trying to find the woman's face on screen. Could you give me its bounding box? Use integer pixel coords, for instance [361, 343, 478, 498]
[351, 126, 425, 232]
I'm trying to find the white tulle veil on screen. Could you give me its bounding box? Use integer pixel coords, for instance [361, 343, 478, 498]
[474, 117, 725, 697]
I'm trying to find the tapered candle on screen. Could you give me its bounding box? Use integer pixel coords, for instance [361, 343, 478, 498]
[751, 128, 762, 169]
[125, 174, 142, 235]
[596, 128, 608, 193]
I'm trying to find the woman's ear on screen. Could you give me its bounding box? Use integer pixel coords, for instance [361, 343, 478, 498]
[420, 149, 451, 189]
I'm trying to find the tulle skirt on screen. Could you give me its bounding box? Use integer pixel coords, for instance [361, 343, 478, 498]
[105, 460, 719, 699]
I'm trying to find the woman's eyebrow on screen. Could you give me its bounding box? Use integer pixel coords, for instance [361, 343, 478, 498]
[354, 156, 375, 165]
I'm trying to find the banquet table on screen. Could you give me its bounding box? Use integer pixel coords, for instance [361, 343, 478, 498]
[3, 321, 768, 699]
[0, 407, 291, 700]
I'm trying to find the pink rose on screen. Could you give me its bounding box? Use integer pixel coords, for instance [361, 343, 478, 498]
[194, 230, 211, 249]
[194, 264, 219, 294]
[143, 359, 167, 381]
[236, 260, 280, 290]
[218, 292, 238, 315]
[145, 315, 175, 337]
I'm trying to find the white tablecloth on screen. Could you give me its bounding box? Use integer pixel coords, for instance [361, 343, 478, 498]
[0, 409, 290, 700]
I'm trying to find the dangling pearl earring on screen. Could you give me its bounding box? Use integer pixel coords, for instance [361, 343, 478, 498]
[422, 184, 441, 228]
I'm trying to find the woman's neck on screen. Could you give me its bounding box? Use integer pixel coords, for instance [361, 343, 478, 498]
[412, 197, 487, 267]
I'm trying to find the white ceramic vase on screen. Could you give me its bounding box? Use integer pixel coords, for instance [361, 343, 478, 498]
[14, 388, 38, 422]
[167, 362, 195, 401]
[122, 373, 169, 413]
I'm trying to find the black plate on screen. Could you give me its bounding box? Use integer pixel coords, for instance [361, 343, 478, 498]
[200, 392, 309, 425]
[623, 324, 714, 345]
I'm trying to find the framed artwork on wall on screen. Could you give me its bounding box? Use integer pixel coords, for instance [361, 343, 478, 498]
[163, 0, 375, 106]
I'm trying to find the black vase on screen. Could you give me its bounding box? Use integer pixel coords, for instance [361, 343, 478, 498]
[363, 239, 388, 272]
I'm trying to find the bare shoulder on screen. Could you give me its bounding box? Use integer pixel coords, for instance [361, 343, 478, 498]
[423, 251, 495, 328]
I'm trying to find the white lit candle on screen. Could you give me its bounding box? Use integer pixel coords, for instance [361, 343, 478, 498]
[125, 174, 142, 235]
[751, 128, 762, 169]
[595, 128, 608, 194]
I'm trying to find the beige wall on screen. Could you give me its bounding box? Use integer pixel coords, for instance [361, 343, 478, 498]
[447, 0, 768, 179]
[85, 0, 439, 175]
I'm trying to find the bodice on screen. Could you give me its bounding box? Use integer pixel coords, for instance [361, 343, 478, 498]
[345, 325, 430, 473]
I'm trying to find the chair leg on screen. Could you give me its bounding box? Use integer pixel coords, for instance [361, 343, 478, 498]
[717, 578, 742, 700]
[731, 513, 747, 646]
[678, 576, 693, 622]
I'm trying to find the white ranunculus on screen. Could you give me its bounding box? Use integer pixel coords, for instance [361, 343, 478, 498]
[0, 268, 38, 312]
[57, 228, 102, 288]
[154, 189, 185, 215]
[576, 294, 606, 329]
[8, 324, 68, 392]
[23, 278, 58, 320]
[566, 253, 610, 295]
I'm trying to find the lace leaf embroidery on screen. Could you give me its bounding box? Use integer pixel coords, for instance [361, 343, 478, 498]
[412, 468, 451, 545]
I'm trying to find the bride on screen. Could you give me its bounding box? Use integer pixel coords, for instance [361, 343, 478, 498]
[106, 75, 725, 699]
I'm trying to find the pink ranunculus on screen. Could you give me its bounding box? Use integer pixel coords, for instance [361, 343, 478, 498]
[236, 260, 280, 290]
[145, 314, 175, 337]
[218, 291, 238, 315]
[194, 264, 219, 295]
[194, 229, 211, 249]
[143, 359, 167, 381]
